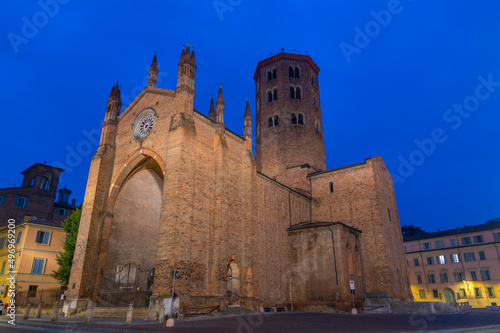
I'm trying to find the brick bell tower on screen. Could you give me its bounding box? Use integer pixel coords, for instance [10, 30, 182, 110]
[254, 51, 326, 192]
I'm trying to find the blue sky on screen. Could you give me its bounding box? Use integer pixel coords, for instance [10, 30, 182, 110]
[1, 0, 499, 231]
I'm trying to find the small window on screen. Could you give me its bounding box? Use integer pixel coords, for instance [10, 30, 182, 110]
[461, 237, 471, 245]
[267, 90, 273, 103]
[450, 253, 461, 263]
[31, 258, 46, 274]
[16, 231, 22, 244]
[454, 271, 465, 282]
[470, 270, 478, 281]
[272, 68, 277, 80]
[493, 232, 500, 242]
[435, 240, 444, 248]
[440, 272, 448, 283]
[487, 287, 495, 297]
[419, 289, 426, 299]
[273, 88, 278, 101]
[294, 67, 300, 78]
[289, 86, 295, 99]
[414, 258, 419, 266]
[291, 113, 297, 124]
[15, 196, 29, 208]
[416, 274, 423, 284]
[0, 261, 6, 275]
[35, 230, 51, 245]
[388, 208, 392, 222]
[450, 238, 456, 247]
[296, 86, 302, 99]
[27, 285, 38, 297]
[437, 255, 446, 264]
[475, 287, 482, 297]
[481, 270, 491, 281]
[473, 235, 484, 243]
[3, 284, 9, 297]
[0, 196, 6, 205]
[459, 288, 466, 298]
[268, 117, 273, 128]
[0, 237, 5, 248]
[57, 208, 67, 216]
[298, 113, 304, 125]
[289, 66, 294, 77]
[479, 251, 486, 260]
[406, 259, 409, 267]
[427, 273, 436, 284]
[313, 95, 317, 106]
[311, 74, 316, 86]
[267, 71, 272, 82]
[274, 115, 279, 126]
[31, 178, 35, 186]
[432, 289, 439, 298]
[464, 252, 475, 262]
[329, 182, 334, 193]
[422, 242, 431, 250]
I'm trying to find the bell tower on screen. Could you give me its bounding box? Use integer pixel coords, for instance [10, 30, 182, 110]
[254, 52, 326, 192]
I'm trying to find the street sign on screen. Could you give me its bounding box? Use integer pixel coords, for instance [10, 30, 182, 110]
[350, 280, 355, 290]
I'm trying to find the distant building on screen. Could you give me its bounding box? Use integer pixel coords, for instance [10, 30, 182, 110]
[404, 220, 500, 308]
[0, 163, 76, 226]
[0, 163, 76, 305]
[0, 219, 68, 306]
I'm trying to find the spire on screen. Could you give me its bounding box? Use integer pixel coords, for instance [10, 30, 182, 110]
[209, 94, 215, 121]
[190, 46, 195, 63]
[105, 81, 122, 121]
[176, 43, 196, 91]
[216, 84, 225, 124]
[185, 42, 190, 59]
[217, 83, 224, 103]
[148, 51, 159, 88]
[180, 45, 185, 60]
[244, 97, 252, 140]
[245, 97, 251, 117]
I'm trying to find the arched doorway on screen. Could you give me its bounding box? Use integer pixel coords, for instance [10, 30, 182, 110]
[99, 158, 163, 307]
[443, 288, 456, 305]
[227, 260, 240, 305]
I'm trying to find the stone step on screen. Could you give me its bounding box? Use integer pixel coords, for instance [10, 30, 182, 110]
[71, 307, 150, 320]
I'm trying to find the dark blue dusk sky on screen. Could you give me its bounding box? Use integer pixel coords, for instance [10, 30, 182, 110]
[1, 1, 499, 231]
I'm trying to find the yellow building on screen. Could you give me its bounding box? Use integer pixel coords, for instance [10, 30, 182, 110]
[0, 218, 67, 306]
[404, 219, 500, 308]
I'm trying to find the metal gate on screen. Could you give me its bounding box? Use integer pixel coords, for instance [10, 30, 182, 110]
[97, 263, 154, 307]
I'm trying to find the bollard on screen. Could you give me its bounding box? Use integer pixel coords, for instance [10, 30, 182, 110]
[36, 303, 42, 318]
[166, 318, 174, 327]
[51, 301, 59, 321]
[85, 301, 94, 323]
[24, 303, 32, 320]
[125, 303, 133, 325]
[158, 302, 165, 324]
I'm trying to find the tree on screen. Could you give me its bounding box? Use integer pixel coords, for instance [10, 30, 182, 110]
[401, 224, 428, 238]
[51, 207, 81, 286]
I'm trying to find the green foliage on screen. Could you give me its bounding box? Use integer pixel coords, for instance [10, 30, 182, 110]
[51, 207, 81, 286]
[401, 224, 428, 238]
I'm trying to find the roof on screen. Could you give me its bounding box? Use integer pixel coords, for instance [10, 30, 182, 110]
[21, 163, 65, 175]
[403, 219, 500, 242]
[23, 219, 63, 228]
[254, 52, 320, 81]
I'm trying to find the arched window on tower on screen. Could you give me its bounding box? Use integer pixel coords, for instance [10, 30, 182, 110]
[313, 95, 317, 106]
[329, 182, 334, 193]
[267, 90, 273, 103]
[272, 68, 277, 80]
[295, 67, 300, 78]
[296, 86, 302, 99]
[273, 88, 278, 101]
[267, 70, 272, 82]
[268, 117, 273, 128]
[274, 115, 279, 126]
[31, 178, 35, 187]
[289, 86, 295, 99]
[298, 113, 304, 124]
[289, 66, 294, 77]
[291, 113, 297, 124]
[311, 74, 316, 86]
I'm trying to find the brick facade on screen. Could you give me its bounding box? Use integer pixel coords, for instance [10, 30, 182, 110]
[66, 48, 410, 314]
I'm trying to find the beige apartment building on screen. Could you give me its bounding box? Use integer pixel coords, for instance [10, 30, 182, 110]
[404, 219, 500, 308]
